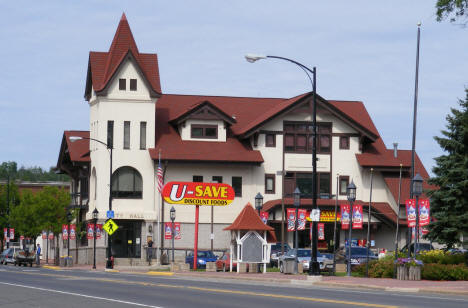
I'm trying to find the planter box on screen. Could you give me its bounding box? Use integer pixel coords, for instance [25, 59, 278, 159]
[397, 265, 421, 280]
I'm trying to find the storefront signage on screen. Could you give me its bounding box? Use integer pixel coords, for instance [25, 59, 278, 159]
[162, 182, 234, 206]
[320, 210, 341, 222]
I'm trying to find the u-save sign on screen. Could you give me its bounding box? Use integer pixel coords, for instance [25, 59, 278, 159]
[162, 182, 235, 206]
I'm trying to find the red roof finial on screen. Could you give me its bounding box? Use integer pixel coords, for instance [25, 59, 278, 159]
[121, 12, 127, 21]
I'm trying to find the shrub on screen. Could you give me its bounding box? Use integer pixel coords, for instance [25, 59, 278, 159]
[353, 260, 394, 278]
[422, 263, 468, 280]
[418, 250, 466, 265]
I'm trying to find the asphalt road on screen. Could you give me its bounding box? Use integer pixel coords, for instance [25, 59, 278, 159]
[0, 266, 467, 308]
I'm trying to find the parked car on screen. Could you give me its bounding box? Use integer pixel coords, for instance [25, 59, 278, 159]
[401, 243, 434, 254]
[278, 248, 333, 273]
[215, 252, 249, 272]
[185, 250, 218, 269]
[338, 247, 378, 266]
[269, 242, 291, 266]
[0, 248, 20, 265]
[14, 249, 35, 267]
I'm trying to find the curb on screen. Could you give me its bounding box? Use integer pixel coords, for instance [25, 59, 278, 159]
[146, 271, 174, 276]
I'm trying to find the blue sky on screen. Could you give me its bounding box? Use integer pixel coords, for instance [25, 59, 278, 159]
[0, 1, 466, 175]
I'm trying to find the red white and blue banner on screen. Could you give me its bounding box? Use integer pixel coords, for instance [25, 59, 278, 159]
[352, 204, 363, 229]
[297, 209, 307, 230]
[287, 208, 296, 232]
[48, 232, 54, 240]
[9, 228, 14, 240]
[69, 224, 76, 240]
[340, 204, 350, 230]
[62, 224, 69, 240]
[406, 199, 417, 227]
[259, 211, 269, 224]
[174, 222, 181, 240]
[3, 228, 7, 240]
[318, 223, 325, 240]
[87, 224, 94, 239]
[164, 222, 172, 239]
[418, 199, 430, 226]
[96, 224, 102, 239]
[42, 230, 47, 239]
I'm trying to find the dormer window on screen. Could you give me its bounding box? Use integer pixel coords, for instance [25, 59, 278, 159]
[191, 124, 217, 139]
[130, 79, 137, 91]
[119, 79, 126, 90]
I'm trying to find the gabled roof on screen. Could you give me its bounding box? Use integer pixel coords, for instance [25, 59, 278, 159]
[169, 100, 237, 125]
[56, 131, 91, 173]
[85, 13, 161, 100]
[224, 203, 274, 231]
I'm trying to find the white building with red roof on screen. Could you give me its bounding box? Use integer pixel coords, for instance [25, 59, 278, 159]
[56, 15, 432, 265]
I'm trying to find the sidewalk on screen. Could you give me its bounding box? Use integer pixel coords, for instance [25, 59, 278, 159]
[40, 262, 468, 296]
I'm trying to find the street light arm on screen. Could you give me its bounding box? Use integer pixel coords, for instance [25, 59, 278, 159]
[73, 136, 110, 148]
[265, 55, 315, 77]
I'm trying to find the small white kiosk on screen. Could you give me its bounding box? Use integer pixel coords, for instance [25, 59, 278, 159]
[223, 203, 275, 273]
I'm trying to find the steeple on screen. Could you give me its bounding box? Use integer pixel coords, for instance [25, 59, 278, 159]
[104, 12, 140, 79]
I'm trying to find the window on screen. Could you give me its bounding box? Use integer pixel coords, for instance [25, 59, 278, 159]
[340, 136, 350, 150]
[140, 122, 146, 150]
[212, 176, 223, 183]
[283, 122, 331, 154]
[265, 174, 275, 194]
[124, 121, 130, 149]
[284, 172, 330, 198]
[111, 166, 142, 198]
[232, 176, 242, 197]
[130, 79, 137, 91]
[107, 121, 114, 149]
[191, 124, 218, 139]
[119, 79, 126, 90]
[339, 176, 349, 195]
[193, 175, 203, 182]
[265, 134, 276, 147]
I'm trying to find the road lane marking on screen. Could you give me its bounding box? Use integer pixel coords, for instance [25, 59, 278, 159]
[187, 286, 398, 308]
[0, 282, 164, 308]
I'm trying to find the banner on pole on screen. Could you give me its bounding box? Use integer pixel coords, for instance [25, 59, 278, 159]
[69, 224, 76, 240]
[352, 204, 363, 229]
[259, 211, 268, 224]
[164, 222, 172, 239]
[96, 224, 102, 239]
[87, 224, 94, 239]
[3, 228, 7, 240]
[287, 208, 296, 232]
[9, 228, 14, 240]
[62, 225, 69, 240]
[48, 232, 54, 240]
[318, 223, 325, 240]
[340, 204, 350, 230]
[42, 230, 47, 239]
[174, 222, 181, 240]
[406, 199, 417, 227]
[297, 209, 307, 230]
[418, 199, 430, 226]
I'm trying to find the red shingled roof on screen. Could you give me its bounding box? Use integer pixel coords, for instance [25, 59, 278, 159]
[224, 203, 274, 231]
[63, 131, 90, 162]
[85, 13, 161, 99]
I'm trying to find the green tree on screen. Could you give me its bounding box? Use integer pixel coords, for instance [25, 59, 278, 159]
[436, 0, 468, 23]
[0, 161, 69, 182]
[9, 190, 43, 245]
[0, 182, 20, 251]
[427, 89, 468, 248]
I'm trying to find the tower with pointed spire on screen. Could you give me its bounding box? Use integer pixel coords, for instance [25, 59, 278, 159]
[84, 14, 162, 260]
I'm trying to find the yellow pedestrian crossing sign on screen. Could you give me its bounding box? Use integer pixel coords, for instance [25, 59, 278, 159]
[103, 219, 118, 235]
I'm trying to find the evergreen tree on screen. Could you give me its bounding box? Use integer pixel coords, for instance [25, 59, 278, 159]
[427, 89, 468, 248]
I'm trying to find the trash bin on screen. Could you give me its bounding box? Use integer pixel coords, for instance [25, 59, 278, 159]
[160, 252, 169, 265]
[59, 256, 66, 267]
[282, 257, 297, 274]
[66, 256, 73, 267]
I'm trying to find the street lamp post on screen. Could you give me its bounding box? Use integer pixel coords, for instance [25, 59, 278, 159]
[92, 208, 99, 269]
[255, 193, 263, 216]
[170, 206, 176, 263]
[293, 188, 301, 274]
[245, 53, 319, 275]
[412, 174, 423, 258]
[346, 181, 356, 277]
[6, 172, 10, 249]
[69, 135, 113, 269]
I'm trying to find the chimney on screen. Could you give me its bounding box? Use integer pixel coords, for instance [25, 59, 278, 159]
[393, 142, 398, 158]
